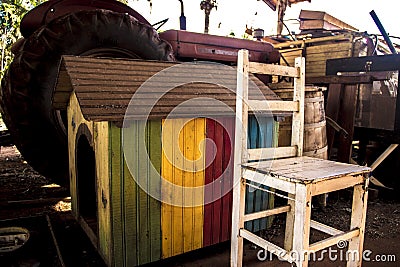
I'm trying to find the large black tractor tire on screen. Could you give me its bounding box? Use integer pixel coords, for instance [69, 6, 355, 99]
[0, 10, 174, 186]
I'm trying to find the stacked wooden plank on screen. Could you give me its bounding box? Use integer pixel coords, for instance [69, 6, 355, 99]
[270, 10, 368, 78]
[299, 10, 358, 32]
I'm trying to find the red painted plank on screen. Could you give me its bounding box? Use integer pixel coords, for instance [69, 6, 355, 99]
[203, 118, 235, 246]
[203, 119, 215, 247]
[211, 122, 223, 244]
[221, 118, 234, 242]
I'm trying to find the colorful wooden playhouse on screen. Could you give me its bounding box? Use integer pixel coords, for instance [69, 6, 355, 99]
[54, 56, 282, 266]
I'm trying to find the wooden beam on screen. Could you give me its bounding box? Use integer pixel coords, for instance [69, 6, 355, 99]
[299, 10, 358, 31]
[370, 144, 399, 171]
[231, 49, 249, 267]
[240, 229, 293, 263]
[308, 228, 360, 253]
[347, 181, 369, 267]
[326, 54, 400, 75]
[249, 62, 299, 77]
[310, 220, 344, 236]
[274, 34, 353, 49]
[46, 215, 66, 267]
[244, 205, 291, 222]
[0, 197, 71, 207]
[284, 193, 295, 252]
[325, 84, 342, 157]
[291, 184, 312, 267]
[291, 57, 305, 157]
[338, 84, 358, 163]
[311, 175, 365, 196]
[248, 100, 299, 112]
[370, 176, 392, 189]
[248, 146, 297, 161]
[242, 169, 296, 195]
[306, 73, 390, 85]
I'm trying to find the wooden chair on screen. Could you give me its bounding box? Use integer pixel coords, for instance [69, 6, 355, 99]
[230, 50, 370, 267]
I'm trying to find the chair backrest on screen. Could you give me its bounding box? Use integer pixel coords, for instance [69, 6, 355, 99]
[234, 49, 305, 164]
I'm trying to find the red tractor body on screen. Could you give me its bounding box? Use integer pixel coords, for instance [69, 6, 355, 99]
[160, 29, 279, 63]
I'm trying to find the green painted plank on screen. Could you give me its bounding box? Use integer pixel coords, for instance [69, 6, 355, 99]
[122, 121, 162, 266]
[123, 122, 138, 267]
[147, 121, 162, 262]
[110, 124, 124, 267]
[137, 121, 151, 265]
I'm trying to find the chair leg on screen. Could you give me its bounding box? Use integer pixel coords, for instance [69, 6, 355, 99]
[292, 184, 312, 267]
[284, 193, 295, 252]
[347, 178, 369, 267]
[231, 178, 247, 267]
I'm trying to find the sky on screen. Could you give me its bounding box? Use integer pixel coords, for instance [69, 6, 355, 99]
[128, 0, 400, 39]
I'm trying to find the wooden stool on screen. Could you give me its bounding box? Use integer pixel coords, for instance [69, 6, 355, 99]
[230, 50, 370, 267]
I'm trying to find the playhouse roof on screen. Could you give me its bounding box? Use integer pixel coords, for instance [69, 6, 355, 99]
[54, 56, 281, 123]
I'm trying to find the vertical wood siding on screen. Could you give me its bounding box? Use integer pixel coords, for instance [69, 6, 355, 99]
[82, 116, 277, 266]
[94, 122, 112, 266]
[203, 118, 235, 246]
[245, 116, 278, 232]
[110, 121, 162, 266]
[161, 118, 206, 258]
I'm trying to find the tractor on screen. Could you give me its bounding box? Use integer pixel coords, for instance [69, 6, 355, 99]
[0, 0, 280, 186]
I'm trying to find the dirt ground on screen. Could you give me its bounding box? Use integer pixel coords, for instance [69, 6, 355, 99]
[0, 145, 399, 267]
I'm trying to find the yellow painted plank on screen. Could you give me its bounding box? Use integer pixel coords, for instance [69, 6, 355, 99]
[193, 119, 205, 250]
[161, 118, 205, 258]
[182, 119, 205, 252]
[94, 122, 111, 266]
[67, 94, 79, 218]
[170, 119, 184, 256]
[161, 118, 175, 258]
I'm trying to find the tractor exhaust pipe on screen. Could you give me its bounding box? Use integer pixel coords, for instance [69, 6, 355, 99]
[178, 0, 186, 30]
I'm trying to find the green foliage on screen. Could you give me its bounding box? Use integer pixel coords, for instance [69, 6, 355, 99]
[0, 0, 42, 79]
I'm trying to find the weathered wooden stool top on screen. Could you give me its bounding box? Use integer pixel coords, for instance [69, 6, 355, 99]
[242, 156, 370, 183]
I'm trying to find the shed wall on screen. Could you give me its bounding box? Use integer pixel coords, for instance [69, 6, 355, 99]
[70, 114, 278, 266]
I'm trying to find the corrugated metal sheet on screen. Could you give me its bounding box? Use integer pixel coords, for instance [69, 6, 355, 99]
[54, 56, 281, 122]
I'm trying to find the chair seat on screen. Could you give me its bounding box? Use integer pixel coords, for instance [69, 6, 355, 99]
[242, 156, 370, 183]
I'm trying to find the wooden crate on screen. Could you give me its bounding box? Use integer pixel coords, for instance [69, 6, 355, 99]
[57, 56, 281, 266]
[299, 10, 359, 31]
[274, 33, 371, 78]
